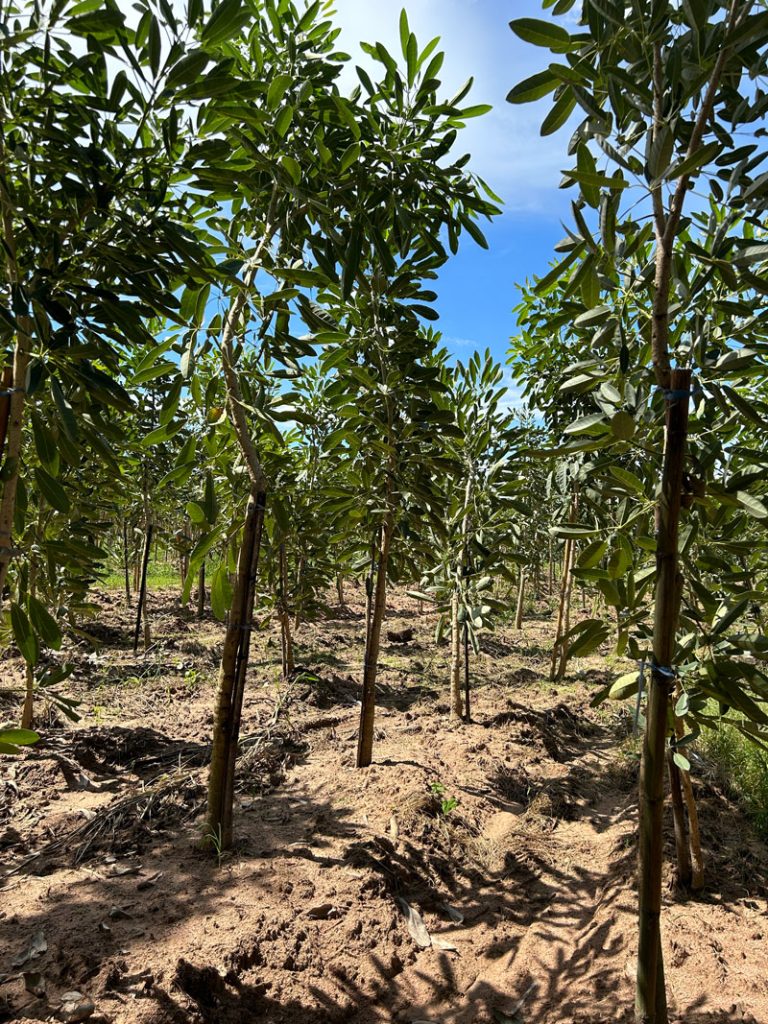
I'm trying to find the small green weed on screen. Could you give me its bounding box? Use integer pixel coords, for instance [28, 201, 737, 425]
[429, 781, 459, 815]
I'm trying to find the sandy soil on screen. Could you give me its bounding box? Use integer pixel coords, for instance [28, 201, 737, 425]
[1, 585, 766, 1024]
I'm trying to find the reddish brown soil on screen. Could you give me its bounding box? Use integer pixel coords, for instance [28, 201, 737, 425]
[1, 586, 767, 1024]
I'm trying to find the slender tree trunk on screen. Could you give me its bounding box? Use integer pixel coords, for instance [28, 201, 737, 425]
[463, 622, 471, 721]
[206, 491, 266, 849]
[133, 522, 153, 653]
[123, 520, 132, 608]
[21, 663, 34, 730]
[667, 748, 692, 888]
[278, 543, 295, 680]
[515, 570, 526, 630]
[675, 712, 704, 890]
[336, 574, 345, 608]
[556, 544, 575, 680]
[550, 538, 572, 681]
[197, 562, 206, 619]
[294, 555, 305, 632]
[636, 368, 691, 1024]
[0, 365, 12, 463]
[356, 515, 392, 768]
[449, 592, 462, 718]
[0, 330, 32, 608]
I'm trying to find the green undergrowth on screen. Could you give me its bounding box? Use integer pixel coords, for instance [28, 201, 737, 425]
[100, 559, 182, 594]
[698, 719, 768, 838]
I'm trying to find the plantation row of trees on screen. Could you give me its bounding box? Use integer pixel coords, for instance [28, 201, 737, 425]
[2, 1, 768, 1022]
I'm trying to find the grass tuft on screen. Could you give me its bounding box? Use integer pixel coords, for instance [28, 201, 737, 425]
[698, 720, 768, 838]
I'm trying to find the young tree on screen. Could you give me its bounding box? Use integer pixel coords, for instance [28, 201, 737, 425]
[509, 3, 768, 1020]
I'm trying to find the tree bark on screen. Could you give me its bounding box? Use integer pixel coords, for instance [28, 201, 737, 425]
[550, 537, 573, 681]
[667, 747, 692, 888]
[197, 562, 206, 619]
[278, 543, 295, 680]
[356, 515, 392, 768]
[132, 522, 153, 653]
[463, 622, 471, 721]
[123, 520, 132, 608]
[449, 592, 462, 719]
[674, 712, 704, 890]
[206, 491, 266, 849]
[515, 570, 526, 630]
[636, 368, 691, 1024]
[0, 329, 31, 608]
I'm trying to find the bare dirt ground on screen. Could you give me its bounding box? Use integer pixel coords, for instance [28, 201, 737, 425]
[1, 584, 767, 1024]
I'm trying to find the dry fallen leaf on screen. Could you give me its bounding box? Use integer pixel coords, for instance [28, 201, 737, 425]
[11, 928, 47, 968]
[397, 897, 431, 949]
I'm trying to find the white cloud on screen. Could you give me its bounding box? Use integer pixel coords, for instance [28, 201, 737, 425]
[330, 0, 574, 215]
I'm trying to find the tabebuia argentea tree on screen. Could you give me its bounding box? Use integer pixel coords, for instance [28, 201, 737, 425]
[508, 2, 768, 1020]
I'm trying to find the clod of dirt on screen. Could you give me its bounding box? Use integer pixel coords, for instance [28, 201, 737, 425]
[57, 991, 95, 1022]
[11, 928, 47, 968]
[386, 627, 414, 643]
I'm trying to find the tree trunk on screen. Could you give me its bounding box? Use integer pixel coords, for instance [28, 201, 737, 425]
[132, 522, 153, 653]
[515, 570, 526, 630]
[123, 520, 132, 608]
[0, 365, 12, 463]
[356, 515, 392, 768]
[550, 538, 572, 681]
[294, 555, 305, 632]
[674, 712, 704, 890]
[449, 592, 462, 718]
[556, 545, 575, 680]
[336, 574, 345, 608]
[463, 622, 471, 721]
[21, 663, 34, 730]
[197, 562, 206, 619]
[636, 368, 691, 1024]
[0, 329, 32, 608]
[667, 747, 692, 888]
[206, 491, 266, 850]
[279, 543, 295, 680]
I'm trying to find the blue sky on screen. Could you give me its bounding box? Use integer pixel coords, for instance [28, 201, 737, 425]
[332, 0, 578, 379]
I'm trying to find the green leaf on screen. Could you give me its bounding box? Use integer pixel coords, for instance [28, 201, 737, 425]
[28, 596, 62, 651]
[667, 142, 720, 180]
[0, 727, 39, 754]
[507, 69, 559, 104]
[736, 491, 768, 519]
[510, 18, 572, 49]
[31, 411, 59, 471]
[11, 602, 39, 665]
[281, 155, 302, 185]
[201, 0, 250, 46]
[574, 304, 613, 328]
[34, 467, 70, 513]
[578, 539, 608, 569]
[609, 671, 641, 700]
[610, 411, 636, 441]
[541, 87, 576, 135]
[608, 465, 645, 494]
[203, 471, 218, 526]
[267, 73, 292, 109]
[339, 142, 361, 173]
[186, 501, 206, 525]
[672, 751, 691, 772]
[210, 563, 232, 621]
